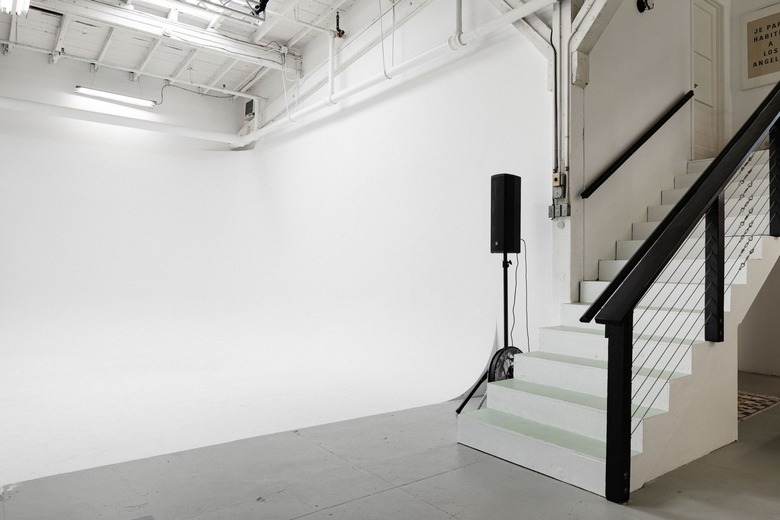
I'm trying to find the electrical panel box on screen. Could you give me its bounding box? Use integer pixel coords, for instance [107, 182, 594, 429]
[244, 99, 255, 121]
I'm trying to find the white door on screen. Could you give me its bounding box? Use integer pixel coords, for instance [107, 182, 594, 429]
[692, 0, 721, 160]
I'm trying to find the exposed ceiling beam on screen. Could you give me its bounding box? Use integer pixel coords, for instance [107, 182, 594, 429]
[487, 0, 552, 60]
[138, 38, 161, 71]
[1, 37, 259, 99]
[239, 66, 269, 93]
[49, 13, 71, 64]
[570, 0, 621, 54]
[287, 0, 351, 48]
[92, 25, 115, 70]
[31, 0, 301, 73]
[2, 13, 18, 54]
[204, 57, 237, 93]
[235, 64, 265, 93]
[251, 0, 297, 43]
[172, 48, 198, 79]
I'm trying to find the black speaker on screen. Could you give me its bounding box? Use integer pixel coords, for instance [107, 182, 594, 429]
[491, 174, 521, 254]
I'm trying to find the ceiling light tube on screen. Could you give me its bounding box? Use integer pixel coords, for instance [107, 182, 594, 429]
[75, 86, 157, 108]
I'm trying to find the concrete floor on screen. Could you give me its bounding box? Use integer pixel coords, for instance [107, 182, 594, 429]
[2, 372, 780, 520]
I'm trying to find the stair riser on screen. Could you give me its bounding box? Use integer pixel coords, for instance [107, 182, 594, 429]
[538, 329, 694, 372]
[487, 384, 644, 450]
[580, 281, 732, 312]
[616, 236, 764, 261]
[647, 195, 770, 222]
[683, 154, 766, 177]
[633, 215, 769, 240]
[514, 356, 607, 396]
[457, 415, 606, 496]
[561, 305, 705, 343]
[599, 259, 747, 284]
[513, 355, 675, 409]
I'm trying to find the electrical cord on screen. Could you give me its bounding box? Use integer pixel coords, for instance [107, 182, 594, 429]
[377, 0, 391, 79]
[155, 82, 233, 106]
[509, 239, 531, 352]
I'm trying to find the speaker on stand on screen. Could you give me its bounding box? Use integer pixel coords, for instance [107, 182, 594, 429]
[489, 173, 523, 381]
[456, 173, 523, 415]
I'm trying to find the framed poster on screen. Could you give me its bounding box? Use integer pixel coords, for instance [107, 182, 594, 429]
[742, 3, 780, 90]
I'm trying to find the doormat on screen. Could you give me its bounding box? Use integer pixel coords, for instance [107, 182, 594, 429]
[738, 391, 780, 420]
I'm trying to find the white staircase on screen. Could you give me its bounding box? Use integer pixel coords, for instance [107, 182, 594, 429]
[458, 154, 780, 496]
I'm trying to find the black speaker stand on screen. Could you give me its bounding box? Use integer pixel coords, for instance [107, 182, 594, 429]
[456, 252, 522, 415]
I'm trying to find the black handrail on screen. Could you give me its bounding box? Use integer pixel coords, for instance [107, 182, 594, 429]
[580, 90, 694, 199]
[580, 80, 780, 504]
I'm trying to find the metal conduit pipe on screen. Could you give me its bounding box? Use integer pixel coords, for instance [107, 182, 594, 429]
[232, 0, 556, 147]
[0, 95, 237, 144]
[448, 0, 464, 50]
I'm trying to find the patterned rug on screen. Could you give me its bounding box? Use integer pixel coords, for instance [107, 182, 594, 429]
[738, 391, 780, 420]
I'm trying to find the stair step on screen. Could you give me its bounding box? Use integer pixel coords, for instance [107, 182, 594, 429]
[632, 214, 770, 240]
[579, 280, 732, 312]
[661, 188, 688, 205]
[598, 258, 746, 284]
[513, 350, 684, 407]
[457, 408, 608, 495]
[538, 326, 697, 373]
[647, 195, 771, 223]
[487, 379, 655, 450]
[686, 159, 713, 175]
[616, 236, 764, 261]
[562, 303, 706, 344]
[675, 172, 701, 190]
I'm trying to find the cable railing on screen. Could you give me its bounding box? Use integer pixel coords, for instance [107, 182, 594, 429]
[580, 80, 780, 503]
[628, 149, 772, 433]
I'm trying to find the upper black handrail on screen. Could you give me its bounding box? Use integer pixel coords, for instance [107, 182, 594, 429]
[580, 90, 695, 199]
[581, 81, 780, 325]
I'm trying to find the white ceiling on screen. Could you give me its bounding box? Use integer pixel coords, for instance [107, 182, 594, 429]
[0, 0, 356, 99]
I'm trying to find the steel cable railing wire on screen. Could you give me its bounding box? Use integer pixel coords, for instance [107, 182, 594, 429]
[631, 155, 770, 364]
[630, 166, 771, 402]
[629, 157, 764, 346]
[630, 152, 770, 347]
[626, 150, 773, 419]
[629, 188, 772, 430]
[631, 234, 771, 431]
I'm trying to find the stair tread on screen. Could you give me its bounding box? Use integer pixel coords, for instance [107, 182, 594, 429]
[567, 302, 712, 316]
[461, 408, 608, 460]
[523, 351, 687, 382]
[493, 378, 666, 419]
[544, 323, 701, 344]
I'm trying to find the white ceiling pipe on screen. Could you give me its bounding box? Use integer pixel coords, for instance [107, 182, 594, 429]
[233, 0, 556, 147]
[0, 95, 238, 144]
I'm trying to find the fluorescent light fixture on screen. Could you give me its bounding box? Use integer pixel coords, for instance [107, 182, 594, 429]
[0, 0, 31, 16]
[75, 86, 157, 109]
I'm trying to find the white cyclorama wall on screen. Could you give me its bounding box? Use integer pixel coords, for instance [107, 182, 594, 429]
[580, 1, 692, 279]
[0, 3, 554, 485]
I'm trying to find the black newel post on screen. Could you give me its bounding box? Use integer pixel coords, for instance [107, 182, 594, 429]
[604, 314, 633, 504]
[704, 193, 725, 343]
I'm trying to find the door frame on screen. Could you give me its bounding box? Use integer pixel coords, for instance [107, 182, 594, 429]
[691, 0, 730, 159]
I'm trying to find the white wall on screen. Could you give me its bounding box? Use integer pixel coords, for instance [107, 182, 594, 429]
[730, 0, 778, 134]
[739, 259, 780, 376]
[0, 0, 554, 485]
[579, 1, 693, 278]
